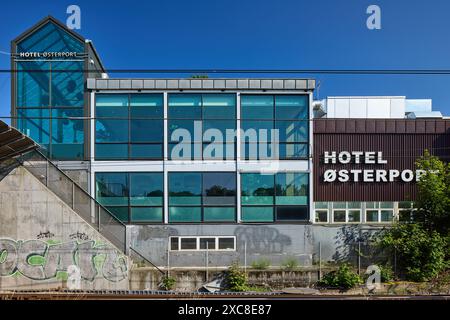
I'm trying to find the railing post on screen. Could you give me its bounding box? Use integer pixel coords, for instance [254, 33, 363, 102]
[72, 183, 75, 210]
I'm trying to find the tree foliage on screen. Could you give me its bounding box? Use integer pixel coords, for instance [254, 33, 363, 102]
[318, 264, 362, 290]
[414, 150, 450, 235]
[378, 151, 449, 281]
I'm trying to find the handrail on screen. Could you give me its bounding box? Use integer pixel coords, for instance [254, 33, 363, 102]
[18, 149, 162, 269]
[19, 149, 127, 253]
[129, 247, 165, 275]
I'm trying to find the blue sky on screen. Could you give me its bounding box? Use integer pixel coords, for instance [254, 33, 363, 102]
[1, 0, 450, 122]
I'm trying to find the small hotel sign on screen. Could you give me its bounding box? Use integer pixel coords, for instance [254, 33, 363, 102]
[322, 151, 426, 183]
[17, 52, 78, 58]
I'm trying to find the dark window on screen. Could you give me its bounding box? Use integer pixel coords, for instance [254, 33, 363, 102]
[180, 238, 197, 250]
[200, 238, 216, 250]
[218, 238, 235, 250]
[170, 237, 179, 250]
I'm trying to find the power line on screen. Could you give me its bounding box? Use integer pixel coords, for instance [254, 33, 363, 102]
[4, 68, 450, 75]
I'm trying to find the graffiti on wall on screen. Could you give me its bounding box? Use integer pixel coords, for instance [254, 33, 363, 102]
[0, 239, 128, 282]
[235, 227, 291, 254]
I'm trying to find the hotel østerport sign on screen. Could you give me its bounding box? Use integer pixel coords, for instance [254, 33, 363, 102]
[322, 151, 425, 183]
[17, 52, 79, 58]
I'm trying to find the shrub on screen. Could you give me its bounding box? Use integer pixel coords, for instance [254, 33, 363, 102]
[378, 223, 448, 282]
[281, 257, 299, 271]
[318, 264, 362, 290]
[160, 276, 176, 290]
[251, 258, 271, 270]
[226, 263, 248, 292]
[379, 264, 394, 282]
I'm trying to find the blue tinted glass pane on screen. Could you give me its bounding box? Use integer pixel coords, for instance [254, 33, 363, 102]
[130, 94, 163, 118]
[131, 120, 163, 142]
[51, 61, 83, 107]
[96, 94, 128, 107]
[241, 174, 274, 205]
[168, 94, 202, 119]
[17, 62, 50, 107]
[130, 144, 163, 159]
[95, 144, 128, 159]
[202, 94, 236, 119]
[276, 206, 308, 221]
[241, 120, 274, 143]
[203, 120, 236, 142]
[279, 143, 308, 159]
[131, 207, 163, 222]
[275, 95, 308, 119]
[203, 143, 235, 160]
[51, 109, 83, 153]
[130, 94, 163, 106]
[95, 119, 128, 142]
[204, 207, 236, 221]
[169, 173, 202, 205]
[130, 173, 163, 206]
[203, 173, 236, 205]
[241, 143, 278, 160]
[168, 120, 201, 142]
[241, 207, 274, 222]
[106, 207, 129, 223]
[276, 173, 308, 205]
[169, 142, 202, 160]
[17, 109, 50, 144]
[17, 21, 84, 53]
[169, 207, 201, 222]
[96, 173, 128, 206]
[275, 121, 308, 143]
[241, 95, 273, 119]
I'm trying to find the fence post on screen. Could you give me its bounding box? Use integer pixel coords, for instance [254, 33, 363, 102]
[244, 241, 247, 275]
[167, 247, 170, 278]
[206, 242, 209, 282]
[318, 241, 322, 280]
[358, 241, 361, 275]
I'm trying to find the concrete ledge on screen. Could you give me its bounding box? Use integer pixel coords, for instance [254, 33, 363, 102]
[87, 78, 315, 91]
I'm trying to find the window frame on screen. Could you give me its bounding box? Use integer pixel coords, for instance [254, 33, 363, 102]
[169, 236, 236, 252]
[240, 172, 309, 223]
[95, 93, 164, 160]
[168, 172, 237, 223]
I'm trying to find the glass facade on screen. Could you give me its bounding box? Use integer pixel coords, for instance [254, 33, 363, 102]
[168, 94, 236, 160]
[15, 21, 85, 160]
[241, 173, 309, 222]
[169, 172, 237, 222]
[241, 95, 309, 160]
[95, 172, 163, 223]
[95, 94, 164, 160]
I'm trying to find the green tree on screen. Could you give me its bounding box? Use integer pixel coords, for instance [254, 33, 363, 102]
[378, 223, 447, 281]
[414, 150, 450, 235]
[377, 151, 449, 281]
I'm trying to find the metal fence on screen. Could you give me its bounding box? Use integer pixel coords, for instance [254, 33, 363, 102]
[20, 150, 127, 254]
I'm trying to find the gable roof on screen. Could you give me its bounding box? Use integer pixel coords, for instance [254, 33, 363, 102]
[11, 15, 106, 72]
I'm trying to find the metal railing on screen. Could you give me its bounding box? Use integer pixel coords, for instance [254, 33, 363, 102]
[20, 149, 127, 254]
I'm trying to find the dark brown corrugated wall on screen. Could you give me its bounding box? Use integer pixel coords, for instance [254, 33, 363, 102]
[313, 119, 450, 202]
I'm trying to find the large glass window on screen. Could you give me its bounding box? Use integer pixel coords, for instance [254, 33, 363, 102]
[241, 172, 309, 222]
[95, 172, 163, 223]
[15, 22, 85, 160]
[168, 94, 236, 160]
[95, 94, 164, 160]
[240, 95, 309, 160]
[168, 172, 236, 222]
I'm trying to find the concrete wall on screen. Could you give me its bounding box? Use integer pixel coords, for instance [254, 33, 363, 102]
[0, 167, 129, 291]
[129, 224, 382, 269]
[130, 268, 322, 291]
